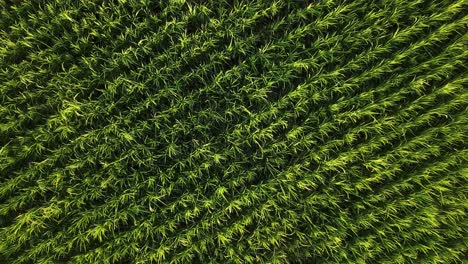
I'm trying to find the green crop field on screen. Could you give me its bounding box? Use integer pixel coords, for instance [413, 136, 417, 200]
[0, 0, 467, 263]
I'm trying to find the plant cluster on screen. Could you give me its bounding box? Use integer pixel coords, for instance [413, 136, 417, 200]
[0, 0, 467, 263]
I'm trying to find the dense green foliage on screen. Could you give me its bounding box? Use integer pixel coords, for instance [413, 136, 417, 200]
[0, 0, 467, 263]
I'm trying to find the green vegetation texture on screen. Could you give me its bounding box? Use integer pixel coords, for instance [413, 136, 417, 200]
[0, 0, 467, 263]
